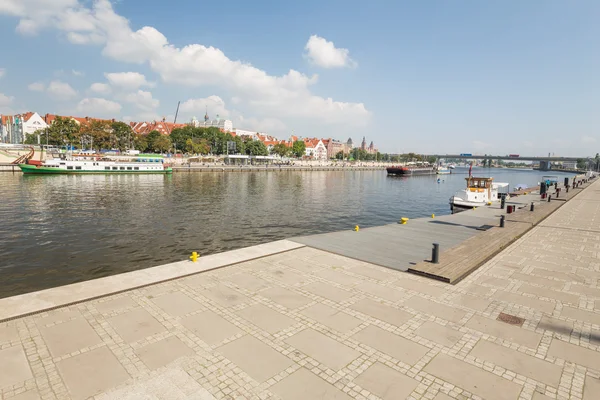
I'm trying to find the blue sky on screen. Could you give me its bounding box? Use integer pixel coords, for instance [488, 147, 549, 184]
[0, 0, 598, 156]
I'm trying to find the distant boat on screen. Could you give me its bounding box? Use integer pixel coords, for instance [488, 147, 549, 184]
[448, 164, 456, 169]
[437, 166, 450, 175]
[387, 162, 437, 176]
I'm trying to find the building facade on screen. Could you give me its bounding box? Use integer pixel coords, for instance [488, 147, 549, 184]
[190, 113, 233, 132]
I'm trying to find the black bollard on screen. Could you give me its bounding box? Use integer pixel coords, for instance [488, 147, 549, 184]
[500, 195, 506, 210]
[554, 183, 558, 190]
[432, 243, 439, 264]
[566, 186, 569, 193]
[530, 202, 535, 212]
[500, 215, 505, 228]
[548, 194, 551, 202]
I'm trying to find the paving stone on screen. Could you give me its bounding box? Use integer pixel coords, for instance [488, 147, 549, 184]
[451, 293, 492, 312]
[465, 283, 493, 296]
[277, 257, 324, 273]
[260, 286, 312, 309]
[466, 314, 542, 348]
[354, 362, 419, 399]
[226, 272, 270, 292]
[0, 323, 19, 344]
[301, 303, 362, 333]
[531, 268, 585, 283]
[9, 391, 41, 400]
[313, 268, 362, 287]
[135, 336, 194, 370]
[56, 346, 129, 400]
[393, 278, 447, 298]
[35, 309, 81, 326]
[302, 281, 353, 302]
[584, 375, 600, 400]
[350, 298, 413, 327]
[356, 281, 406, 302]
[569, 284, 600, 298]
[424, 353, 522, 400]
[538, 315, 573, 336]
[182, 310, 242, 346]
[350, 265, 394, 281]
[94, 296, 137, 313]
[561, 306, 600, 325]
[493, 290, 556, 313]
[264, 268, 308, 285]
[270, 367, 352, 400]
[108, 308, 166, 344]
[404, 296, 468, 323]
[352, 325, 429, 365]
[236, 304, 295, 334]
[470, 339, 562, 386]
[433, 393, 454, 400]
[532, 392, 553, 400]
[285, 328, 359, 370]
[518, 283, 580, 305]
[39, 318, 103, 357]
[0, 345, 33, 390]
[199, 284, 249, 307]
[548, 339, 600, 370]
[488, 267, 515, 278]
[415, 321, 464, 347]
[476, 276, 511, 288]
[217, 335, 294, 382]
[511, 272, 565, 289]
[152, 292, 203, 317]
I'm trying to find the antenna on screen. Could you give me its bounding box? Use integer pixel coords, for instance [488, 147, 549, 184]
[173, 101, 180, 124]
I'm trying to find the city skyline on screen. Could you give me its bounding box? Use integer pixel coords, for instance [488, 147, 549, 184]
[0, 1, 598, 156]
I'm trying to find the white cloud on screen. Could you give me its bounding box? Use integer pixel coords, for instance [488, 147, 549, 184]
[304, 35, 356, 69]
[72, 69, 84, 76]
[0, 68, 5, 78]
[122, 90, 159, 111]
[89, 82, 111, 95]
[76, 97, 121, 116]
[236, 116, 288, 134]
[0, 92, 14, 106]
[472, 140, 491, 151]
[0, 0, 371, 129]
[105, 71, 153, 89]
[47, 80, 78, 99]
[180, 96, 230, 120]
[28, 82, 45, 91]
[582, 136, 596, 144]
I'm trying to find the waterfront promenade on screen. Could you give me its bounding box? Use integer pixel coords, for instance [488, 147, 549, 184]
[1, 181, 599, 399]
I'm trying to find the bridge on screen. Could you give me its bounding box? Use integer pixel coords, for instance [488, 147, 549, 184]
[428, 154, 583, 162]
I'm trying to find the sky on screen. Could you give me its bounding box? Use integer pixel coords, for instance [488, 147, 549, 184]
[0, 0, 598, 156]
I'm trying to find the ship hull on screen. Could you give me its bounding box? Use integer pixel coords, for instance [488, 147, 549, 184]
[19, 164, 172, 174]
[387, 167, 436, 176]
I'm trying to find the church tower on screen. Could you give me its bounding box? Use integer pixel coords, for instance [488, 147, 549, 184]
[361, 136, 367, 150]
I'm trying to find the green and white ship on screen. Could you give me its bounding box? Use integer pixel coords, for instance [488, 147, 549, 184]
[19, 157, 172, 174]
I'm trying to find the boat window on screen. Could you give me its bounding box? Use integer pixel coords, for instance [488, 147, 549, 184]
[60, 162, 65, 165]
[105, 167, 110, 170]
[67, 166, 73, 170]
[76, 166, 82, 170]
[112, 167, 118, 170]
[127, 167, 132, 170]
[134, 167, 139, 170]
[120, 167, 125, 170]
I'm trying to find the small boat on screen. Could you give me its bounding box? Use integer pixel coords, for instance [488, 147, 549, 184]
[449, 177, 509, 213]
[19, 157, 172, 174]
[448, 164, 456, 169]
[436, 166, 450, 175]
[387, 162, 437, 176]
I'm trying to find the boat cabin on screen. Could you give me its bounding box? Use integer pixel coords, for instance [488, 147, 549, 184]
[465, 177, 493, 198]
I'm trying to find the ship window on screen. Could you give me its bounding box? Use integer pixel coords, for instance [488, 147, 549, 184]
[60, 162, 65, 165]
[105, 167, 110, 170]
[127, 167, 132, 170]
[134, 167, 139, 170]
[76, 166, 82, 170]
[67, 166, 73, 170]
[120, 167, 125, 170]
[112, 167, 118, 170]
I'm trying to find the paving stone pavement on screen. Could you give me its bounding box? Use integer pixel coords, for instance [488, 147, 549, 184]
[1, 181, 600, 399]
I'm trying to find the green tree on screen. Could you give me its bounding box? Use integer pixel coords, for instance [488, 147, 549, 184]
[146, 130, 161, 153]
[133, 134, 148, 152]
[427, 156, 437, 164]
[185, 138, 210, 154]
[292, 140, 306, 158]
[335, 150, 344, 160]
[111, 121, 134, 151]
[272, 143, 290, 157]
[153, 135, 172, 153]
[24, 132, 39, 144]
[244, 140, 268, 156]
[40, 116, 80, 146]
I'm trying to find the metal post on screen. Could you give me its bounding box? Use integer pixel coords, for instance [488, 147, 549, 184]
[500, 215, 505, 228]
[548, 195, 551, 202]
[500, 194, 505, 209]
[432, 243, 439, 264]
[530, 202, 534, 212]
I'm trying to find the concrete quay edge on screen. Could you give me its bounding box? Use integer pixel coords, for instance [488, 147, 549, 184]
[0, 239, 304, 322]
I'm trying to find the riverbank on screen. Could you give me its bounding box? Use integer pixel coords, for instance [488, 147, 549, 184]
[0, 174, 598, 400]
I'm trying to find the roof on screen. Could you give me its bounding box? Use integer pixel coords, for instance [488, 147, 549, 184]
[129, 120, 185, 135]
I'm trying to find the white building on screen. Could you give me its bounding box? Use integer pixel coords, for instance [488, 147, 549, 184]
[233, 129, 259, 140]
[23, 112, 48, 138]
[0, 112, 48, 144]
[190, 114, 233, 132]
[562, 161, 577, 170]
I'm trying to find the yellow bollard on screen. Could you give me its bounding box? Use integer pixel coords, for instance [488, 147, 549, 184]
[190, 251, 199, 262]
[400, 217, 409, 224]
[431, 213, 435, 218]
[354, 225, 359, 232]
[473, 207, 477, 210]
[487, 201, 492, 205]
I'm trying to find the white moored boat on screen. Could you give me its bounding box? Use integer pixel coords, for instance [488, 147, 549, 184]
[436, 166, 450, 175]
[449, 177, 509, 213]
[19, 157, 172, 174]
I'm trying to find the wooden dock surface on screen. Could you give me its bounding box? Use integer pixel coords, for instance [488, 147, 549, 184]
[292, 178, 592, 284]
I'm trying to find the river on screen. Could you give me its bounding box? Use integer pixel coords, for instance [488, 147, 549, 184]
[0, 167, 571, 298]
